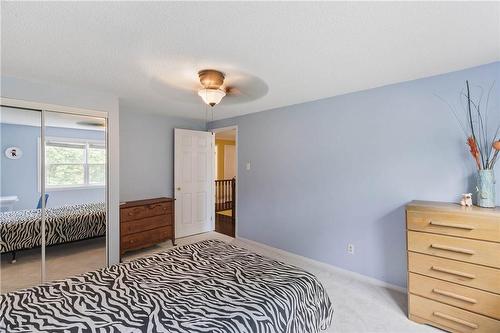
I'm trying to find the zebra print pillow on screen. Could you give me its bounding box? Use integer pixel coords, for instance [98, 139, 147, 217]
[0, 239, 334, 333]
[0, 202, 106, 253]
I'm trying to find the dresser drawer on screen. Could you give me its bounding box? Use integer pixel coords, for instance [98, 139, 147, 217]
[408, 231, 500, 268]
[121, 214, 173, 236]
[121, 202, 172, 222]
[409, 273, 500, 320]
[408, 252, 500, 294]
[410, 294, 500, 333]
[407, 211, 500, 242]
[121, 226, 172, 252]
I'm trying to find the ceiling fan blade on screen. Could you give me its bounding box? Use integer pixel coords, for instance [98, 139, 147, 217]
[222, 74, 268, 105]
[149, 76, 202, 104]
[225, 86, 242, 95]
[76, 121, 105, 127]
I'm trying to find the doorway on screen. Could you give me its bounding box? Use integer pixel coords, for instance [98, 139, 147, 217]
[213, 127, 237, 238]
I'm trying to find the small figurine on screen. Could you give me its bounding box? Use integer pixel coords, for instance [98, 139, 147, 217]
[460, 193, 473, 207]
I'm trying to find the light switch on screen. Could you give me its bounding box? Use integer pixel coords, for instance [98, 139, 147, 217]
[246, 162, 251, 170]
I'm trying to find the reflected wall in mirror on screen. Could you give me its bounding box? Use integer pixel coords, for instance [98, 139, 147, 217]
[44, 111, 107, 282]
[0, 106, 43, 293]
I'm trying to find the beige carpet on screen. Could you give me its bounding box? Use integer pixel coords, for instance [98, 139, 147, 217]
[0, 237, 106, 293]
[1, 232, 439, 332]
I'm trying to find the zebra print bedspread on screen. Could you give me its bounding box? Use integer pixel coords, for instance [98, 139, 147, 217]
[0, 202, 105, 253]
[0, 239, 333, 333]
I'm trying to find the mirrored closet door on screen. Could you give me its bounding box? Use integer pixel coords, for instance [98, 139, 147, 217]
[44, 111, 107, 281]
[0, 106, 43, 293]
[0, 104, 108, 293]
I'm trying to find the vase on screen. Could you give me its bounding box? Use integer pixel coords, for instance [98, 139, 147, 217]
[476, 170, 496, 208]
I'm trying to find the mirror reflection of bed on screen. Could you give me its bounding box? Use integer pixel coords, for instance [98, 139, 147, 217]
[0, 106, 107, 293]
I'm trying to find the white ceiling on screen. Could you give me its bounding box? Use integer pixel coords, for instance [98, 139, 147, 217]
[1, 2, 499, 120]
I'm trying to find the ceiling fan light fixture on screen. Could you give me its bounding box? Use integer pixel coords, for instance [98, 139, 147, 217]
[197, 88, 226, 107]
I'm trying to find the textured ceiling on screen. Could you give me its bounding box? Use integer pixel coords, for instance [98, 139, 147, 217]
[1, 2, 499, 120]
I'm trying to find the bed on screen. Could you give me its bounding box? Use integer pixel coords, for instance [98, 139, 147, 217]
[0, 239, 334, 333]
[0, 202, 106, 255]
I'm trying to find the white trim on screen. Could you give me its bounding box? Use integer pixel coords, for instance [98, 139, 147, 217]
[40, 110, 46, 282]
[211, 125, 237, 134]
[46, 136, 105, 145]
[0, 97, 108, 118]
[236, 236, 407, 293]
[104, 117, 110, 266]
[211, 133, 215, 232]
[45, 185, 105, 192]
[211, 125, 238, 237]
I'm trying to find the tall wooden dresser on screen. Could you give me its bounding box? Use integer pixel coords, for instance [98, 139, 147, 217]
[406, 201, 500, 333]
[120, 197, 175, 256]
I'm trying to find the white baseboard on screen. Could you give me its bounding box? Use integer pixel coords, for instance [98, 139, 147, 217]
[236, 236, 407, 294]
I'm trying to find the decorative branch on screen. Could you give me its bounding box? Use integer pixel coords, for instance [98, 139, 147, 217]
[467, 136, 482, 170]
[442, 81, 499, 170]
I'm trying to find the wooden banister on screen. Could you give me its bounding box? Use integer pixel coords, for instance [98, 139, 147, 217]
[215, 178, 236, 213]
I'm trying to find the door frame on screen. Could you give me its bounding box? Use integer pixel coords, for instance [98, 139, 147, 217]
[211, 125, 238, 237]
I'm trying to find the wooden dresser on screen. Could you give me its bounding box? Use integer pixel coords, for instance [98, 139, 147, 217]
[120, 197, 175, 255]
[406, 201, 500, 333]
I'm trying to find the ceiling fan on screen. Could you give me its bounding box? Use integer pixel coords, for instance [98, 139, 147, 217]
[151, 67, 268, 107]
[197, 70, 227, 107]
[196, 69, 269, 107]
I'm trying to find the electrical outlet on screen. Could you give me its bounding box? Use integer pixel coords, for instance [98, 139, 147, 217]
[347, 244, 355, 254]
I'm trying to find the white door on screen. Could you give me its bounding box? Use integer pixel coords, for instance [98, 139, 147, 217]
[174, 129, 214, 238]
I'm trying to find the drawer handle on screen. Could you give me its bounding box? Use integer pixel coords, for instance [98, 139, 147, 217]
[432, 312, 478, 329]
[429, 221, 475, 230]
[430, 244, 475, 255]
[431, 266, 476, 279]
[432, 288, 478, 304]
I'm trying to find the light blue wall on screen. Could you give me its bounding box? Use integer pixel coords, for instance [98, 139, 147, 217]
[209, 62, 500, 287]
[120, 108, 206, 202]
[1, 123, 105, 210]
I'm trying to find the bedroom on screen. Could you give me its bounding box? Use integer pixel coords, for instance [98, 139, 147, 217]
[1, 2, 499, 333]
